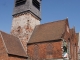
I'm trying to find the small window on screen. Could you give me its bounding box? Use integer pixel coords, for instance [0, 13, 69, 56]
[17, 26, 21, 32]
[63, 46, 67, 52]
[15, 0, 26, 7]
[46, 43, 53, 55]
[32, 0, 40, 10]
[33, 44, 39, 60]
[26, 20, 30, 29]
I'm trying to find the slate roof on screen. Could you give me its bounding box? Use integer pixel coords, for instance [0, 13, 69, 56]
[0, 31, 27, 58]
[28, 19, 68, 44]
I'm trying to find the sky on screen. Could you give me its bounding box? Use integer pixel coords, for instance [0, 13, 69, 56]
[0, 0, 80, 33]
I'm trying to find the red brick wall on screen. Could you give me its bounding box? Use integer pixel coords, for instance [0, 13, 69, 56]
[70, 31, 78, 60]
[63, 23, 78, 60]
[63, 25, 78, 60]
[8, 55, 27, 60]
[27, 40, 62, 60]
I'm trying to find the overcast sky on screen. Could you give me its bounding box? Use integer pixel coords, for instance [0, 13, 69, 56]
[0, 0, 80, 33]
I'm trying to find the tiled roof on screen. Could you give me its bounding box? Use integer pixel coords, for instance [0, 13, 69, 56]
[28, 19, 68, 44]
[0, 31, 27, 58]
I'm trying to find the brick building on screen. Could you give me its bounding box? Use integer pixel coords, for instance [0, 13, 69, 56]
[69, 28, 78, 60]
[0, 0, 78, 60]
[77, 33, 80, 60]
[27, 19, 78, 60]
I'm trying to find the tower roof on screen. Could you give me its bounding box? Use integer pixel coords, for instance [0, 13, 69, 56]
[13, 0, 41, 19]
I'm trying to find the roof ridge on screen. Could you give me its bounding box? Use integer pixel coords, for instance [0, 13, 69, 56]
[0, 31, 9, 54]
[0, 30, 19, 39]
[39, 18, 68, 26]
[0, 30, 10, 35]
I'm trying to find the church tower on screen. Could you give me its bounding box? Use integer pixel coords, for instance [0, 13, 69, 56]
[11, 0, 41, 52]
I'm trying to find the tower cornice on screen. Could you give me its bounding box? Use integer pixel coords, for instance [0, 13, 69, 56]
[13, 10, 41, 20]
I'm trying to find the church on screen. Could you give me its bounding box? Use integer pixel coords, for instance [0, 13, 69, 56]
[0, 0, 78, 60]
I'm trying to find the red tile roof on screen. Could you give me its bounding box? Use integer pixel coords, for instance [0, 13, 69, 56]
[0, 31, 27, 58]
[28, 19, 68, 44]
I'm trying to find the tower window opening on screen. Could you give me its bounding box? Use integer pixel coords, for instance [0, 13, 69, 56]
[17, 26, 21, 32]
[15, 0, 26, 7]
[32, 0, 40, 10]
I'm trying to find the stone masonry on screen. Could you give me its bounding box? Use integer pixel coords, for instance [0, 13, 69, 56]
[11, 12, 40, 52]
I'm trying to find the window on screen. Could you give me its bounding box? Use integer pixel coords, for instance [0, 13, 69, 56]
[33, 44, 39, 60]
[15, 0, 26, 7]
[47, 43, 53, 55]
[32, 0, 40, 10]
[63, 46, 67, 53]
[26, 20, 30, 29]
[17, 26, 21, 32]
[46, 43, 53, 59]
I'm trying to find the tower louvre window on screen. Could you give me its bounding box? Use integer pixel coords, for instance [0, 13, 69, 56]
[32, 0, 40, 10]
[15, 0, 26, 7]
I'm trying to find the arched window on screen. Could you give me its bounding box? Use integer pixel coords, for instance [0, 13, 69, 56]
[46, 43, 53, 55]
[33, 44, 39, 60]
[17, 26, 21, 33]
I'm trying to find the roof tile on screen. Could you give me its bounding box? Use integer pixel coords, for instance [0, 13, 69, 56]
[28, 19, 68, 44]
[0, 31, 27, 57]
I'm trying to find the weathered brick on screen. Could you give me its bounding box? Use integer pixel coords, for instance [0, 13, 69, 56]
[27, 41, 62, 60]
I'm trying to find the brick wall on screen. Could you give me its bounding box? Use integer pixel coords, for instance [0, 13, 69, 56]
[70, 30, 78, 60]
[27, 40, 63, 60]
[63, 24, 78, 60]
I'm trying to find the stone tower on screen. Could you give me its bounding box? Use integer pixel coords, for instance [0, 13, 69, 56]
[11, 0, 41, 52]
